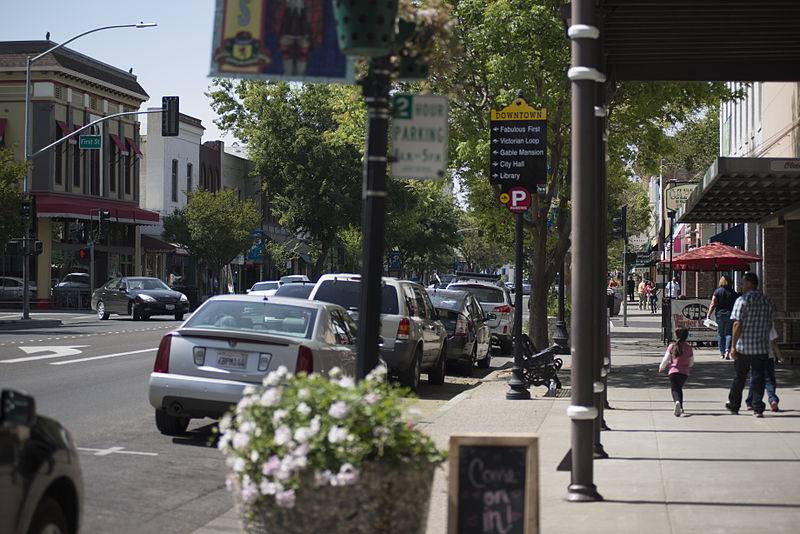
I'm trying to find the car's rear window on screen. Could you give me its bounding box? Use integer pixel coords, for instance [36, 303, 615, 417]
[428, 294, 463, 311]
[185, 301, 317, 339]
[275, 284, 314, 299]
[448, 285, 504, 304]
[252, 282, 279, 291]
[313, 280, 399, 315]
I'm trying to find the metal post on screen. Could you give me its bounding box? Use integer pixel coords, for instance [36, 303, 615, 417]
[666, 211, 675, 343]
[566, 0, 603, 502]
[20, 57, 33, 320]
[355, 56, 391, 380]
[507, 211, 531, 400]
[622, 238, 628, 326]
[552, 261, 569, 354]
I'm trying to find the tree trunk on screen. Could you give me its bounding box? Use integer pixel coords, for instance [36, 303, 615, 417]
[528, 222, 550, 349]
[311, 249, 329, 280]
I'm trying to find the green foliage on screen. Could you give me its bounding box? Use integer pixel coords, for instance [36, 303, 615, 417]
[337, 225, 362, 272]
[663, 107, 720, 180]
[0, 148, 28, 248]
[457, 213, 511, 272]
[208, 81, 364, 277]
[163, 189, 259, 291]
[218, 366, 445, 509]
[264, 240, 301, 274]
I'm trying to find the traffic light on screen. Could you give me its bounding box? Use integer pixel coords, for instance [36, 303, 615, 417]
[20, 200, 31, 219]
[32, 241, 43, 256]
[162, 96, 179, 137]
[612, 205, 627, 241]
[78, 248, 89, 260]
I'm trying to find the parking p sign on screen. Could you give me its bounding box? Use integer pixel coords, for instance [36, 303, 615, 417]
[504, 186, 531, 214]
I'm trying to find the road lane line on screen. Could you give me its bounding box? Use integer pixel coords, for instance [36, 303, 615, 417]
[77, 446, 158, 457]
[2, 346, 90, 363]
[51, 347, 156, 365]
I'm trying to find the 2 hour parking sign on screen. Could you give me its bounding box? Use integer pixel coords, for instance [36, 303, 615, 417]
[489, 98, 547, 191]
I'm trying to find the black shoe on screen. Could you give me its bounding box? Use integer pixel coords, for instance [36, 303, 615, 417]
[725, 403, 739, 414]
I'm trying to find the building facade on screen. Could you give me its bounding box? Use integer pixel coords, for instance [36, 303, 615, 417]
[0, 41, 158, 306]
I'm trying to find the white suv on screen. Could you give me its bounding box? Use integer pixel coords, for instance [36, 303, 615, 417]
[446, 281, 515, 354]
[308, 274, 447, 391]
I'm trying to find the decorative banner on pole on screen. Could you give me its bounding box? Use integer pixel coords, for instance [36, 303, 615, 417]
[490, 98, 547, 192]
[391, 94, 449, 180]
[210, 0, 355, 83]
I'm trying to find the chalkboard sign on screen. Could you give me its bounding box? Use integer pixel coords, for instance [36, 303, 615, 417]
[448, 434, 539, 534]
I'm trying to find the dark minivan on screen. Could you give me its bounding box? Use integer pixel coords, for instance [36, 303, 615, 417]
[426, 289, 493, 375]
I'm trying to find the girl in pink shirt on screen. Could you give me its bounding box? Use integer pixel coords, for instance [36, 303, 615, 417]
[659, 327, 694, 416]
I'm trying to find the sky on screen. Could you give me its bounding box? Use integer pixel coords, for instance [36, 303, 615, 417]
[4, 0, 237, 146]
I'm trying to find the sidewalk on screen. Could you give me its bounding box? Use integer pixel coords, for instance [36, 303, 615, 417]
[197, 307, 800, 533]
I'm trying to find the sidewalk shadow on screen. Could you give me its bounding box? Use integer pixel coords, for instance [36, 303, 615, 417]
[416, 361, 510, 401]
[607, 360, 800, 390]
[604, 499, 800, 509]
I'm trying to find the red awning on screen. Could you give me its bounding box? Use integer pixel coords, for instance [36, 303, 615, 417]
[660, 242, 762, 272]
[55, 120, 77, 145]
[0, 118, 8, 145]
[126, 137, 143, 158]
[34, 192, 159, 225]
[109, 133, 129, 155]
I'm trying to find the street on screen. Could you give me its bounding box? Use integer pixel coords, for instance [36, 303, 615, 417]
[0, 313, 509, 533]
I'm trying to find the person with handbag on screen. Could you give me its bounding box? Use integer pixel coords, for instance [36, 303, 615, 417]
[707, 275, 737, 360]
[659, 327, 694, 416]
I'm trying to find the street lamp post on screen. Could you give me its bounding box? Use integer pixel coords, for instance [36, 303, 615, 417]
[20, 22, 156, 320]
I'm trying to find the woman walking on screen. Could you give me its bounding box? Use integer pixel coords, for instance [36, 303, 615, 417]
[706, 275, 737, 360]
[659, 327, 694, 416]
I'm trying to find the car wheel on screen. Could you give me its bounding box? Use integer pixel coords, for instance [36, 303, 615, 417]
[478, 344, 492, 369]
[155, 409, 190, 436]
[96, 301, 109, 320]
[461, 345, 476, 377]
[428, 345, 447, 385]
[28, 497, 69, 534]
[399, 348, 422, 392]
[175, 312, 184, 321]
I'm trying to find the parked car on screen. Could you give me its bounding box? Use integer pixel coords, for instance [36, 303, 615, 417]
[508, 280, 532, 296]
[91, 277, 189, 321]
[148, 295, 358, 434]
[426, 288, 493, 374]
[309, 274, 447, 391]
[246, 280, 281, 296]
[0, 276, 37, 301]
[274, 281, 316, 299]
[54, 273, 89, 289]
[446, 281, 515, 355]
[279, 274, 311, 284]
[0, 389, 83, 534]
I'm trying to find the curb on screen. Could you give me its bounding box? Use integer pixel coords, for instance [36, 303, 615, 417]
[0, 319, 62, 331]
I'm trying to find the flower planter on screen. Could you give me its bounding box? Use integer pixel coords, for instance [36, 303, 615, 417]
[333, 0, 399, 57]
[234, 461, 437, 534]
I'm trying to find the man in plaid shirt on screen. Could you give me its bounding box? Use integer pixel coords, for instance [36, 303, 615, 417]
[726, 273, 775, 417]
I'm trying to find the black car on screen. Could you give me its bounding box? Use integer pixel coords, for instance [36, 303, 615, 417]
[426, 289, 493, 375]
[274, 281, 316, 299]
[91, 276, 189, 321]
[0, 390, 83, 534]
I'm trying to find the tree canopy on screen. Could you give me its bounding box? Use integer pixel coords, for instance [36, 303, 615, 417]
[0, 148, 27, 249]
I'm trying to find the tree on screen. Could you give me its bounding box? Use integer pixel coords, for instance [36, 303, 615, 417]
[208, 81, 364, 277]
[457, 214, 511, 273]
[427, 0, 737, 347]
[163, 189, 259, 293]
[0, 148, 28, 249]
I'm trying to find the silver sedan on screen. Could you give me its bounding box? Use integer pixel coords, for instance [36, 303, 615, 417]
[148, 295, 358, 435]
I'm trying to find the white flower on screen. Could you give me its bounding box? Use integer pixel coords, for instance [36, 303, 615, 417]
[333, 463, 359, 486]
[337, 376, 355, 389]
[260, 479, 280, 496]
[293, 426, 313, 444]
[364, 393, 381, 405]
[232, 431, 250, 450]
[274, 425, 292, 446]
[232, 457, 246, 473]
[250, 450, 260, 462]
[366, 364, 387, 382]
[275, 488, 296, 508]
[243, 385, 256, 396]
[329, 366, 342, 378]
[297, 388, 310, 399]
[272, 409, 288, 424]
[218, 431, 232, 451]
[225, 475, 235, 491]
[241, 477, 259, 503]
[260, 388, 281, 407]
[240, 421, 255, 434]
[275, 460, 293, 481]
[219, 415, 233, 432]
[296, 402, 312, 416]
[315, 470, 333, 486]
[309, 415, 321, 434]
[327, 426, 349, 444]
[328, 401, 349, 419]
[262, 455, 281, 476]
[263, 370, 282, 387]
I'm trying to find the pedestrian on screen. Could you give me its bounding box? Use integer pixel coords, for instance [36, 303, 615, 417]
[638, 278, 647, 310]
[726, 272, 776, 418]
[659, 327, 694, 416]
[706, 275, 737, 360]
[649, 284, 659, 314]
[666, 276, 681, 299]
[627, 276, 636, 302]
[745, 325, 782, 412]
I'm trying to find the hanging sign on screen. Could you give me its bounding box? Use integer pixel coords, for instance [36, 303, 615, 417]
[490, 99, 547, 192]
[209, 0, 355, 83]
[502, 186, 532, 214]
[664, 183, 696, 211]
[390, 94, 449, 180]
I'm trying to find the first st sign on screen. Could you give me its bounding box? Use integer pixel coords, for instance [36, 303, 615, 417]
[78, 135, 101, 150]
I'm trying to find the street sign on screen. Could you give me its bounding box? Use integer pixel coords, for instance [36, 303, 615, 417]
[502, 186, 532, 214]
[209, 0, 355, 84]
[490, 98, 547, 191]
[390, 94, 449, 180]
[388, 251, 402, 270]
[78, 135, 101, 150]
[664, 183, 696, 211]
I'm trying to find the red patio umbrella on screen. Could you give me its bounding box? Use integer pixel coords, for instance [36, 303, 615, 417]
[660, 242, 762, 272]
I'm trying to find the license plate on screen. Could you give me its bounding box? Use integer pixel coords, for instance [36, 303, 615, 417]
[165, 304, 175, 310]
[217, 351, 248, 369]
